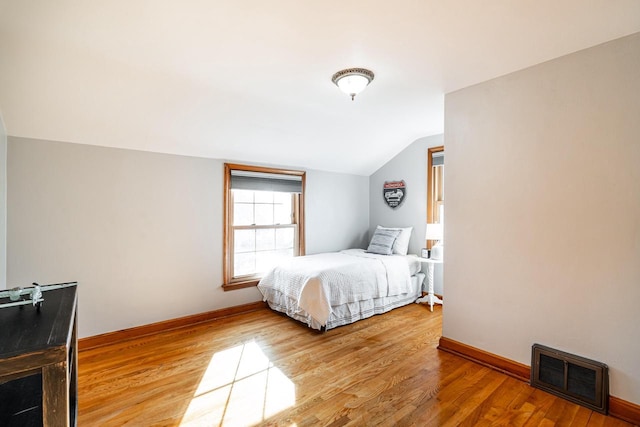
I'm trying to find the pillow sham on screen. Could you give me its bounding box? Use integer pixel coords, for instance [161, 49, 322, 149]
[377, 225, 413, 255]
[366, 227, 401, 255]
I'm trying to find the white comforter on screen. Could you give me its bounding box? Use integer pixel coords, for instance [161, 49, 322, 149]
[257, 249, 413, 327]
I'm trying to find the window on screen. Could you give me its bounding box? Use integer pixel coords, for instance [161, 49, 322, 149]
[426, 146, 444, 249]
[223, 163, 305, 290]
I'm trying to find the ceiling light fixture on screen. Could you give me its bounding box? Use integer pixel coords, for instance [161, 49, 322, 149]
[331, 68, 374, 101]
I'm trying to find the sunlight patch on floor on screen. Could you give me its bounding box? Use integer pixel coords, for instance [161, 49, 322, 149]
[180, 341, 296, 426]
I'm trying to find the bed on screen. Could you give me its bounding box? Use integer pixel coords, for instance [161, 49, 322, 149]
[257, 226, 424, 330]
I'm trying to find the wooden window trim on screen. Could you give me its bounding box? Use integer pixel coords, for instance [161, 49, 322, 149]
[426, 146, 444, 250]
[223, 163, 305, 291]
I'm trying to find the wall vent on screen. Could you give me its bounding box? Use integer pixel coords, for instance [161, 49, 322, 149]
[531, 344, 608, 414]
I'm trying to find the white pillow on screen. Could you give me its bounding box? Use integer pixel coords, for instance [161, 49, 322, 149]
[366, 228, 401, 255]
[377, 225, 413, 255]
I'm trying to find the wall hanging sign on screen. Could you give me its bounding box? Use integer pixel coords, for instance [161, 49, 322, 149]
[383, 180, 406, 208]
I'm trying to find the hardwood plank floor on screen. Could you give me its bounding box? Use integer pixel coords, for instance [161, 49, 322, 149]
[78, 304, 634, 426]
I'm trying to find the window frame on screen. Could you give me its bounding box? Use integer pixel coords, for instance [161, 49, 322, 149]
[223, 163, 305, 291]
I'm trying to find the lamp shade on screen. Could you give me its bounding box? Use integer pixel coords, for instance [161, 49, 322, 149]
[425, 223, 443, 241]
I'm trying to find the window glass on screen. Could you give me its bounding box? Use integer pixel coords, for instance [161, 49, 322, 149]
[234, 252, 256, 277]
[234, 189, 254, 203]
[234, 229, 255, 253]
[254, 202, 274, 225]
[276, 228, 294, 250]
[256, 228, 276, 251]
[274, 193, 293, 224]
[254, 191, 273, 203]
[233, 203, 254, 226]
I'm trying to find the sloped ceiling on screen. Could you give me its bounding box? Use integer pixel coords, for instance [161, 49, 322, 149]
[1, 1, 639, 175]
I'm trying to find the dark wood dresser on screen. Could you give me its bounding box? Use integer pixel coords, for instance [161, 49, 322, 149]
[0, 284, 78, 426]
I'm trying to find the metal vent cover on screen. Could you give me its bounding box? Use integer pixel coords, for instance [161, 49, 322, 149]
[531, 344, 608, 414]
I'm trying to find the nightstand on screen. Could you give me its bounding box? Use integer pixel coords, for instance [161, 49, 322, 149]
[415, 258, 443, 311]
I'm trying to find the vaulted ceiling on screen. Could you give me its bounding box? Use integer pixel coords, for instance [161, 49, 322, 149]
[1, 1, 639, 175]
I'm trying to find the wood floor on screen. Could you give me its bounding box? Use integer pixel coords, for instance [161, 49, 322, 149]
[78, 304, 634, 426]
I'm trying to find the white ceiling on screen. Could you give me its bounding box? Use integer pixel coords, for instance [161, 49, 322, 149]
[1, 1, 639, 175]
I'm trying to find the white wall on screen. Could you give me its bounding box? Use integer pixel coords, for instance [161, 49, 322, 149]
[0, 113, 6, 289]
[369, 135, 444, 294]
[306, 169, 370, 253]
[7, 137, 369, 338]
[444, 33, 640, 403]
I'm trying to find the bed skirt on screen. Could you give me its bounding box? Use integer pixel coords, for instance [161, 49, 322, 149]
[262, 272, 425, 330]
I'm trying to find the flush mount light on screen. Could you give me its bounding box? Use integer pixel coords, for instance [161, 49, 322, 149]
[331, 68, 374, 101]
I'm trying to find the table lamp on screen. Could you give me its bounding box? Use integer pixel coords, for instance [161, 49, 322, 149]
[425, 223, 444, 260]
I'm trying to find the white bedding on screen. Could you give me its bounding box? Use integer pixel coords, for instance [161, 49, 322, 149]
[257, 249, 422, 329]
